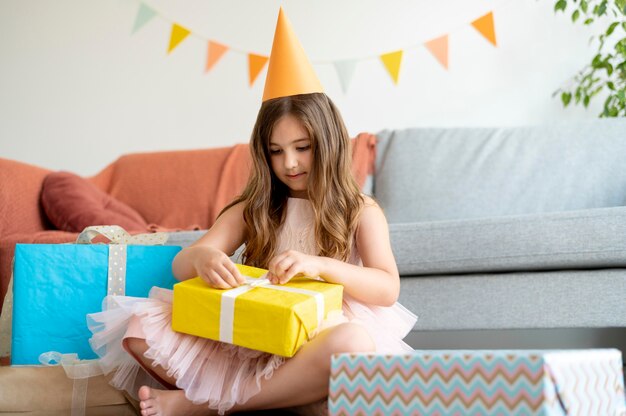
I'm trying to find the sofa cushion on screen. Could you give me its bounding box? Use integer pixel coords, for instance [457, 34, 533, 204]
[375, 119, 626, 223]
[398, 269, 626, 330]
[41, 172, 148, 233]
[391, 206, 626, 275]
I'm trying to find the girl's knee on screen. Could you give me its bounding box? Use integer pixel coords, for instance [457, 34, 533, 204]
[326, 323, 375, 355]
[309, 324, 374, 372]
[123, 337, 147, 357]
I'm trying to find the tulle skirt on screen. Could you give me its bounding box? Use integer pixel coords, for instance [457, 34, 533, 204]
[87, 287, 417, 414]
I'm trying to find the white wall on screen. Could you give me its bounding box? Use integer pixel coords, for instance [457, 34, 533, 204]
[0, 0, 604, 175]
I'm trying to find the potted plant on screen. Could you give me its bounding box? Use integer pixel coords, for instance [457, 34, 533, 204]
[553, 0, 626, 116]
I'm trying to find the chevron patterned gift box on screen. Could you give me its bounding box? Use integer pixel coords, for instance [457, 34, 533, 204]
[329, 349, 626, 416]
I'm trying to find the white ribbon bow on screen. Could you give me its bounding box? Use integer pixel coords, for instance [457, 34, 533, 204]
[75, 225, 168, 245]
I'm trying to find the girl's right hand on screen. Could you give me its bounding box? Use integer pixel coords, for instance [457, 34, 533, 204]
[191, 246, 245, 289]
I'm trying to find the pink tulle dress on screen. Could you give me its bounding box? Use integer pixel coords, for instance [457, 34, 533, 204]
[87, 198, 417, 414]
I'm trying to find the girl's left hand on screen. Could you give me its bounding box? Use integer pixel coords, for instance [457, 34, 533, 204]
[267, 250, 324, 284]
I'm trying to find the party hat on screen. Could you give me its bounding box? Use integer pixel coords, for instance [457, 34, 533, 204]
[262, 8, 323, 102]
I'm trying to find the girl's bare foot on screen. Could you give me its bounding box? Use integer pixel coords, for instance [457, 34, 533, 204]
[138, 386, 216, 416]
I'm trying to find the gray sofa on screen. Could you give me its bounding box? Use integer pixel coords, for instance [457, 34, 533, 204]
[167, 118, 626, 351]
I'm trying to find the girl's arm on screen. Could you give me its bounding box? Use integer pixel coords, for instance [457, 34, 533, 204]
[268, 197, 400, 307]
[172, 202, 247, 288]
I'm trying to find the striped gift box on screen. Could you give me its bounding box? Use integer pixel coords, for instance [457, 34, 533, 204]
[329, 349, 626, 416]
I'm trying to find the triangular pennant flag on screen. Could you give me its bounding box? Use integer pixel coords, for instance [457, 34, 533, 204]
[424, 34, 449, 69]
[380, 50, 403, 84]
[471, 12, 497, 46]
[334, 60, 357, 94]
[205, 41, 229, 72]
[249, 54, 269, 86]
[168, 23, 191, 54]
[132, 3, 157, 34]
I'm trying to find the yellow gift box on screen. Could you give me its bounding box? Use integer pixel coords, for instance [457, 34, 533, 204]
[171, 264, 344, 357]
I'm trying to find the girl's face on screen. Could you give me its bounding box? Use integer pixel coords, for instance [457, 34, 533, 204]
[268, 114, 313, 199]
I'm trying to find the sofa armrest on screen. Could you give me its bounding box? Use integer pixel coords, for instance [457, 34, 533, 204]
[0, 158, 53, 239]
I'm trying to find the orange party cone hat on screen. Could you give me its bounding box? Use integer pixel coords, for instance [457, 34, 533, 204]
[262, 8, 323, 102]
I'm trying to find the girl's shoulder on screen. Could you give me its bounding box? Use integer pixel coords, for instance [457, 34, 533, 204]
[225, 200, 246, 212]
[361, 194, 378, 208]
[216, 200, 246, 225]
[358, 194, 387, 225]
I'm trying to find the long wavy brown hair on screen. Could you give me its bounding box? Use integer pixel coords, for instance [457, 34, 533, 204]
[221, 93, 364, 268]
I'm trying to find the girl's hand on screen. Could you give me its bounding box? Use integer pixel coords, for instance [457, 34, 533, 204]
[267, 250, 324, 284]
[191, 246, 245, 289]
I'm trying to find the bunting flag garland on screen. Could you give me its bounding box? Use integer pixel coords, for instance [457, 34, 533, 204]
[205, 41, 229, 72]
[334, 60, 358, 94]
[132, 3, 157, 34]
[130, 2, 499, 90]
[248, 54, 269, 86]
[471, 12, 497, 46]
[380, 51, 403, 84]
[424, 34, 449, 69]
[168, 23, 191, 54]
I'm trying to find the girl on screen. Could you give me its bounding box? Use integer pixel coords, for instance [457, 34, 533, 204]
[88, 93, 416, 415]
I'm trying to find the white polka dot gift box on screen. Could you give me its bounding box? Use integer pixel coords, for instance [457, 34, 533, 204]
[11, 226, 180, 365]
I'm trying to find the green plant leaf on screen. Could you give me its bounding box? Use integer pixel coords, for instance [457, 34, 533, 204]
[581, 0, 589, 12]
[606, 22, 619, 36]
[561, 91, 572, 106]
[555, 0, 567, 12]
[590, 86, 603, 97]
[608, 81, 616, 90]
[592, 54, 603, 68]
[584, 95, 591, 107]
[584, 17, 594, 24]
[615, 38, 626, 55]
[572, 9, 580, 21]
[602, 95, 614, 116]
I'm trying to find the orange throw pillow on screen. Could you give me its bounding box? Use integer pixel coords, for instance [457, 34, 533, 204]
[41, 171, 149, 233]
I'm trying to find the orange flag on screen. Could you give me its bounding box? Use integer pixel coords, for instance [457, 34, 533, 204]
[248, 54, 269, 86]
[424, 35, 449, 69]
[205, 41, 229, 72]
[168, 24, 191, 53]
[471, 12, 497, 46]
[380, 50, 403, 84]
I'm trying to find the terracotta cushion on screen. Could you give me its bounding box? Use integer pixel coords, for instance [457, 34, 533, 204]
[41, 171, 149, 233]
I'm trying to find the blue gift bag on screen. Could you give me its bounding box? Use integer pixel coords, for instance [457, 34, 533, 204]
[11, 242, 181, 365]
